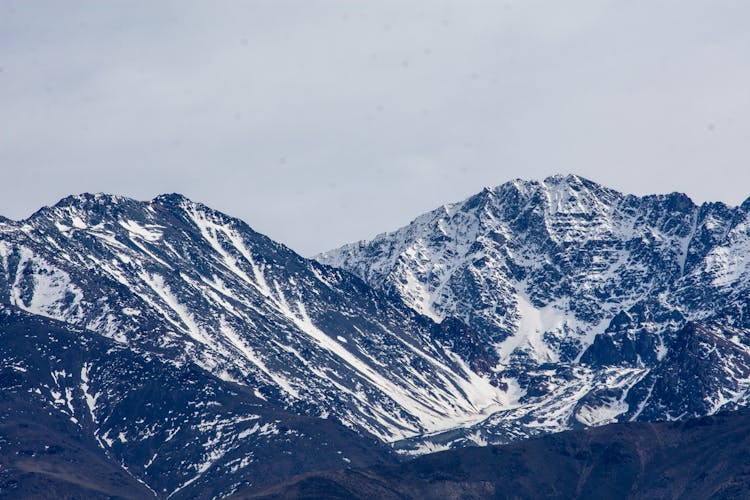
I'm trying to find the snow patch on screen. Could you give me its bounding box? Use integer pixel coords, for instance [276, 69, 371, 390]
[119, 219, 163, 242]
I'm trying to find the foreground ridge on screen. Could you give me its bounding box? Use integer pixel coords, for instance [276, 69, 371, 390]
[241, 408, 750, 499]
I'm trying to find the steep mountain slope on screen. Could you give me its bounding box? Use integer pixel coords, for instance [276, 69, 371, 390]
[319, 175, 750, 448]
[241, 408, 750, 500]
[0, 193, 514, 443]
[0, 192, 528, 496]
[0, 309, 396, 499]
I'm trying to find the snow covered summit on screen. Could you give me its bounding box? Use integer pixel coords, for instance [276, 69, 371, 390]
[319, 174, 750, 449]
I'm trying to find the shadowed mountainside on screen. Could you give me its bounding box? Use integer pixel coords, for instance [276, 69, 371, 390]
[240, 408, 750, 500]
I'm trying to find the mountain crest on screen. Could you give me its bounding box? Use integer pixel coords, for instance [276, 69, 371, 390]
[318, 175, 750, 449]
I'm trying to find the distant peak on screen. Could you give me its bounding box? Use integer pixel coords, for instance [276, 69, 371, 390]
[544, 173, 575, 183]
[20, 193, 138, 224]
[486, 175, 607, 201]
[151, 193, 192, 207]
[26, 193, 130, 218]
[492, 174, 599, 192]
[640, 191, 696, 212]
[53, 192, 126, 208]
[542, 173, 599, 187]
[666, 191, 695, 205]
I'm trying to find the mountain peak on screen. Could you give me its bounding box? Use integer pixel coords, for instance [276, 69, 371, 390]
[52, 192, 127, 209]
[539, 173, 616, 195]
[543, 173, 586, 184]
[151, 192, 193, 207]
[27, 192, 203, 225]
[489, 174, 615, 200]
[22, 192, 135, 223]
[45, 192, 199, 214]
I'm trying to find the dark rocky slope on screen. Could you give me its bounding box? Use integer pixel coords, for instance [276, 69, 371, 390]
[0, 309, 394, 499]
[242, 408, 750, 500]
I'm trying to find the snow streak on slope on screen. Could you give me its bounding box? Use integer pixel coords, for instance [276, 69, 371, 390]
[0, 309, 403, 499]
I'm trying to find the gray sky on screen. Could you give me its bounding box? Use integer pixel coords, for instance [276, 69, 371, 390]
[2, 1, 749, 255]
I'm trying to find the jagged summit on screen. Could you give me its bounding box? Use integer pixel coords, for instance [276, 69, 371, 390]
[54, 192, 127, 206]
[319, 174, 750, 450]
[151, 192, 191, 205]
[28, 192, 180, 214]
[317, 175, 706, 276]
[20, 193, 151, 227]
[38, 192, 129, 213]
[19, 192, 205, 224]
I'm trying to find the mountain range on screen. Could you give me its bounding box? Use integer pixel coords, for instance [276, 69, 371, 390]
[2, 175, 750, 497]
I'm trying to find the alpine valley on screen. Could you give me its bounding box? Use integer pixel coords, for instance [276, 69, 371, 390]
[2, 175, 750, 498]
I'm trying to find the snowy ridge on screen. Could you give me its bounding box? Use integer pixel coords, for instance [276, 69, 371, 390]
[0, 192, 515, 444]
[320, 174, 750, 450]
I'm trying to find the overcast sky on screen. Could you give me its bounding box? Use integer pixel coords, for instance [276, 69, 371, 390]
[2, 1, 749, 255]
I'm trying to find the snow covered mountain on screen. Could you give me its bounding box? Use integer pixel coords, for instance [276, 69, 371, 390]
[0, 309, 393, 498]
[3, 177, 750, 495]
[319, 174, 750, 450]
[0, 192, 513, 496]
